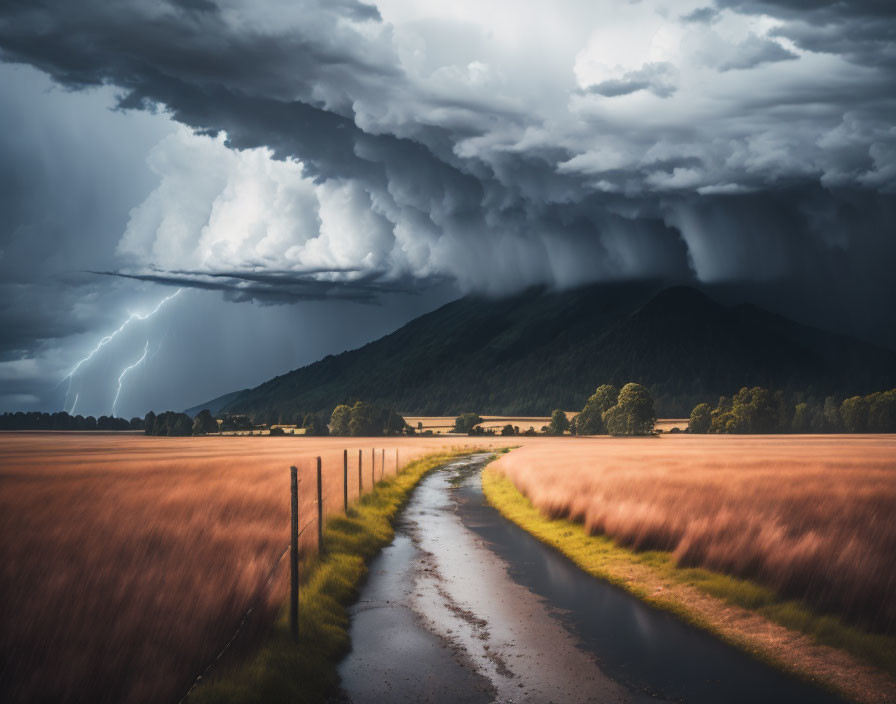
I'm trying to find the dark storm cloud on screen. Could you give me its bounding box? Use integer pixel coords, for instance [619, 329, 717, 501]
[716, 0, 896, 68]
[0, 64, 171, 359]
[90, 267, 444, 304]
[0, 0, 895, 392]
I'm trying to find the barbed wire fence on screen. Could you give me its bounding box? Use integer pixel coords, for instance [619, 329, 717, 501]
[178, 446, 404, 702]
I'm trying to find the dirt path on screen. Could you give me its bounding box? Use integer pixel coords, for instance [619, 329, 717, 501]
[338, 454, 847, 704]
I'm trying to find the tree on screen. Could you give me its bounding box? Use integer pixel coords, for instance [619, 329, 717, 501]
[453, 412, 482, 435]
[192, 409, 218, 435]
[575, 384, 619, 435]
[501, 424, 516, 436]
[547, 409, 569, 435]
[840, 395, 868, 433]
[688, 403, 712, 434]
[143, 411, 156, 435]
[303, 413, 329, 436]
[384, 410, 407, 435]
[329, 404, 352, 436]
[711, 387, 776, 433]
[791, 402, 810, 433]
[219, 414, 252, 431]
[823, 396, 841, 432]
[867, 390, 896, 433]
[602, 383, 656, 436]
[149, 411, 192, 436]
[348, 401, 381, 436]
[171, 412, 193, 436]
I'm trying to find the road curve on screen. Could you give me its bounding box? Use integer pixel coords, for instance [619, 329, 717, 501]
[338, 454, 846, 704]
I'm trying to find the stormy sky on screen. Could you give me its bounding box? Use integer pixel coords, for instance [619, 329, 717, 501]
[1, 0, 894, 418]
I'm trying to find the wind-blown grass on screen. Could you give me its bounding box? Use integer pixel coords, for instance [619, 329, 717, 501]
[483, 453, 896, 704]
[489, 435, 896, 635]
[0, 433, 482, 704]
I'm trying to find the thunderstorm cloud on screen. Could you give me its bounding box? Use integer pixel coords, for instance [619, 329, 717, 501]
[0, 0, 894, 416]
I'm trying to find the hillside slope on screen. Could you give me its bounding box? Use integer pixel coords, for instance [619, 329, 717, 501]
[197, 284, 896, 420]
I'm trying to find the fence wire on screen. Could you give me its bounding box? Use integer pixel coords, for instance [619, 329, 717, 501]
[177, 450, 403, 703]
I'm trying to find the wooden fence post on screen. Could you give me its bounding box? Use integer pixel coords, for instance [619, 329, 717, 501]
[381, 448, 385, 480]
[371, 448, 375, 487]
[358, 449, 362, 496]
[316, 457, 323, 553]
[343, 449, 348, 514]
[395, 448, 399, 475]
[289, 465, 299, 642]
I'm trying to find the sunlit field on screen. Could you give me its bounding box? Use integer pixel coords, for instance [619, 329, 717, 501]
[404, 415, 688, 433]
[491, 435, 896, 635]
[5, 432, 894, 703]
[404, 415, 553, 433]
[0, 432, 503, 704]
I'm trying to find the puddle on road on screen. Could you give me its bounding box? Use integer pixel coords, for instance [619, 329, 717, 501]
[338, 454, 847, 704]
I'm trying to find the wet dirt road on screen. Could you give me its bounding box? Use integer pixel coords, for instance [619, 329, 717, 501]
[338, 454, 846, 704]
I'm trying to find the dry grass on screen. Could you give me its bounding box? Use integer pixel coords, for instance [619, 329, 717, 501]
[490, 435, 896, 635]
[404, 415, 551, 432]
[405, 414, 685, 433]
[0, 432, 498, 704]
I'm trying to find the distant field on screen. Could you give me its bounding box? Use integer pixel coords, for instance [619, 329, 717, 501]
[404, 415, 552, 432]
[0, 433, 504, 704]
[405, 415, 689, 433]
[490, 435, 896, 635]
[655, 418, 689, 432]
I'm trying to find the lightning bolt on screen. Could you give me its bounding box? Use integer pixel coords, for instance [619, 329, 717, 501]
[69, 393, 79, 416]
[112, 341, 150, 418]
[61, 288, 182, 409]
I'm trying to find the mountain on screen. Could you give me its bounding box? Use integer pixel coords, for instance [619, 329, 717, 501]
[199, 284, 896, 420]
[184, 389, 247, 418]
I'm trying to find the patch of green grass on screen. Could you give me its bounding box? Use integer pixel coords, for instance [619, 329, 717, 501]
[482, 467, 896, 681]
[190, 450, 473, 704]
[759, 602, 896, 676]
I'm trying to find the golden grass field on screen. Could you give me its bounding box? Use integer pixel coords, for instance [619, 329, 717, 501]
[0, 432, 506, 704]
[404, 415, 689, 433]
[490, 434, 896, 636]
[404, 414, 554, 432]
[3, 431, 894, 703]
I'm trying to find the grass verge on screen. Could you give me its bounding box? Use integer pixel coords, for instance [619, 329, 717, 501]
[482, 467, 896, 703]
[190, 450, 472, 704]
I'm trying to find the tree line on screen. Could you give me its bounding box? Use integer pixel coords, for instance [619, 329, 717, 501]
[138, 401, 415, 437]
[452, 382, 658, 437]
[0, 411, 143, 431]
[688, 387, 896, 434]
